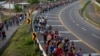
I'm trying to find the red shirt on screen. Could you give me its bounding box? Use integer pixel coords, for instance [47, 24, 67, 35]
[68, 52, 75, 56]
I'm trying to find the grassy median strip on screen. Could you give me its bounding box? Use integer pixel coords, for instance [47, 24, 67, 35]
[80, 0, 91, 15]
[2, 23, 40, 56]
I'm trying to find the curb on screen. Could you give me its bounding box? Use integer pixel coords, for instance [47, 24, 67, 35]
[83, 11, 100, 28]
[0, 28, 18, 55]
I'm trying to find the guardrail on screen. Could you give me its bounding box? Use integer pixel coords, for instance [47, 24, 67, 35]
[32, 10, 47, 56]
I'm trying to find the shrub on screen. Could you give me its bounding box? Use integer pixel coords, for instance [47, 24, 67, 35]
[14, 4, 22, 12]
[81, 0, 91, 15]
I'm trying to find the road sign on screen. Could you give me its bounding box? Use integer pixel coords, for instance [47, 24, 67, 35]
[26, 18, 31, 24]
[32, 32, 37, 40]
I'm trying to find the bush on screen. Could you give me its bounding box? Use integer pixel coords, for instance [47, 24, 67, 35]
[81, 0, 91, 15]
[14, 4, 22, 12]
[27, 0, 39, 5]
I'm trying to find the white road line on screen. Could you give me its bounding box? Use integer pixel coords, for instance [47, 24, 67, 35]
[76, 24, 80, 26]
[92, 34, 100, 39]
[70, 40, 82, 42]
[83, 53, 100, 56]
[47, 14, 58, 16]
[39, 40, 81, 43]
[52, 25, 63, 27]
[47, 17, 58, 19]
[45, 12, 49, 18]
[59, 31, 70, 33]
[81, 27, 87, 31]
[73, 20, 75, 23]
[48, 20, 59, 22]
[70, 18, 73, 20]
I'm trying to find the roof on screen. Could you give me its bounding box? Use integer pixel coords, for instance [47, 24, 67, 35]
[1, 3, 14, 9]
[17, 2, 29, 5]
[0, 1, 6, 5]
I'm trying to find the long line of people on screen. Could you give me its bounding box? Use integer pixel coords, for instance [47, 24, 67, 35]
[0, 14, 25, 40]
[39, 0, 72, 13]
[34, 16, 83, 56]
[33, 0, 84, 56]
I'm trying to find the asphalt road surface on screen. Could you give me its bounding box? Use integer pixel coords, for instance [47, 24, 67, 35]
[37, 1, 100, 56]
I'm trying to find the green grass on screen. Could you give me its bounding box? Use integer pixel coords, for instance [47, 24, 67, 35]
[1, 15, 10, 22]
[94, 3, 100, 14]
[2, 23, 40, 56]
[81, 0, 91, 15]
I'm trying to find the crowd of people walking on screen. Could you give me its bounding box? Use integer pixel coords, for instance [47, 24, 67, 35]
[0, 13, 25, 40]
[34, 16, 84, 56]
[33, 0, 92, 56]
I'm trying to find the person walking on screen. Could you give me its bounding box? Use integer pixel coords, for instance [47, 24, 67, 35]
[63, 38, 70, 56]
[43, 31, 48, 44]
[76, 48, 83, 56]
[2, 30, 6, 40]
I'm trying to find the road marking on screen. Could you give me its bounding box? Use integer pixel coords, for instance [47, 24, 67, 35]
[48, 20, 59, 22]
[81, 27, 87, 31]
[73, 20, 75, 23]
[76, 4, 100, 30]
[47, 17, 58, 19]
[47, 14, 58, 16]
[58, 1, 100, 53]
[83, 53, 100, 56]
[70, 18, 73, 20]
[70, 40, 82, 42]
[39, 40, 81, 43]
[52, 25, 63, 27]
[59, 31, 70, 33]
[45, 11, 49, 18]
[92, 34, 100, 40]
[76, 24, 80, 26]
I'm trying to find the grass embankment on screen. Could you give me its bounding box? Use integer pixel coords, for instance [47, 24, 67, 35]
[94, 2, 100, 15]
[2, 23, 40, 56]
[80, 0, 91, 16]
[1, 15, 10, 23]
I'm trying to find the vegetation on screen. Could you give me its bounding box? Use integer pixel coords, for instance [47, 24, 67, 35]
[14, 4, 22, 12]
[94, 2, 100, 14]
[84, 8, 100, 28]
[81, 0, 91, 15]
[27, 0, 39, 5]
[2, 23, 40, 56]
[1, 15, 10, 23]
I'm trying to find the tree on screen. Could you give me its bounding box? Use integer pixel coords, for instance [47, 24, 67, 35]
[14, 4, 22, 12]
[27, 0, 39, 5]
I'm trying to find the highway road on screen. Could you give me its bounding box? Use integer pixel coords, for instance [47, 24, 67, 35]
[37, 1, 100, 56]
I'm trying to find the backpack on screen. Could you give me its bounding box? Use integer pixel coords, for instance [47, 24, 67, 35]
[63, 42, 69, 51]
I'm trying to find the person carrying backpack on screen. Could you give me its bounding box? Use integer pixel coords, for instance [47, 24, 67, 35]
[2, 30, 6, 40]
[63, 38, 70, 56]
